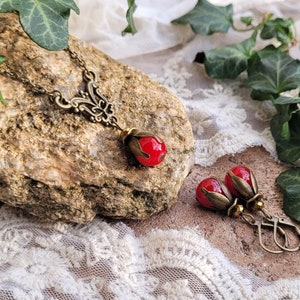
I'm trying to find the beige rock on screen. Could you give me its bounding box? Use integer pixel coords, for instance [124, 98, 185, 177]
[0, 13, 194, 223]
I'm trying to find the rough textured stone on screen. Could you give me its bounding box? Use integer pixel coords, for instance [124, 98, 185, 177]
[0, 13, 194, 223]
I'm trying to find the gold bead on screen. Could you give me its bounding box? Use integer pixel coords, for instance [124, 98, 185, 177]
[253, 200, 264, 211]
[231, 204, 244, 218]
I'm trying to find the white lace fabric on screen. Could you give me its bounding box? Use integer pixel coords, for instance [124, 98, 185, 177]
[1, 206, 300, 299]
[1, 0, 300, 299]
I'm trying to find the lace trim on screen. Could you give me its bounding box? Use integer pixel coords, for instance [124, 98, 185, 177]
[1, 205, 299, 299]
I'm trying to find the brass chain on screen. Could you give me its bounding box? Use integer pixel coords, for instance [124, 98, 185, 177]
[66, 47, 90, 74]
[0, 67, 50, 95]
[0, 47, 123, 131]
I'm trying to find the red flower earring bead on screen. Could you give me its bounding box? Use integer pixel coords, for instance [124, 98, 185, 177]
[224, 165, 262, 210]
[225, 165, 286, 218]
[196, 176, 244, 217]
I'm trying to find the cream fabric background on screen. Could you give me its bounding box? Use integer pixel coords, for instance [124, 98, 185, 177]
[69, 0, 285, 59]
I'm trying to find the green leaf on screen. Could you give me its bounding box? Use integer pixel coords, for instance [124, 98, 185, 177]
[0, 0, 80, 51]
[246, 46, 300, 95]
[250, 89, 278, 101]
[240, 16, 253, 27]
[0, 91, 6, 106]
[171, 0, 233, 35]
[0, 55, 5, 64]
[271, 106, 300, 163]
[273, 95, 300, 105]
[261, 17, 294, 45]
[202, 32, 256, 79]
[122, 0, 137, 36]
[276, 168, 300, 222]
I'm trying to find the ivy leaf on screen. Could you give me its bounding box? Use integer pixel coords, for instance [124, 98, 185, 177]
[171, 0, 233, 35]
[260, 17, 294, 45]
[271, 105, 300, 163]
[245, 46, 300, 95]
[240, 16, 253, 27]
[0, 55, 5, 64]
[199, 32, 256, 79]
[122, 0, 137, 36]
[0, 0, 80, 51]
[276, 168, 300, 222]
[250, 89, 278, 101]
[273, 95, 300, 105]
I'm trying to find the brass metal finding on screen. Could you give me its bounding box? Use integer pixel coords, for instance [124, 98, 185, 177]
[244, 197, 300, 252]
[226, 198, 298, 254]
[240, 213, 290, 254]
[254, 219, 289, 254]
[227, 198, 244, 218]
[120, 128, 139, 144]
[270, 216, 300, 252]
[51, 70, 122, 131]
[120, 128, 149, 159]
[0, 65, 50, 95]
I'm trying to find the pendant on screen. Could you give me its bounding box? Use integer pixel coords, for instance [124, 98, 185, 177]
[121, 128, 167, 167]
[51, 71, 167, 167]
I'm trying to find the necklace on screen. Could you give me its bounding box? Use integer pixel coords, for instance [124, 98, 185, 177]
[0, 47, 167, 167]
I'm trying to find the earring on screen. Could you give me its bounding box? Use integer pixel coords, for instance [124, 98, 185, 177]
[196, 166, 300, 254]
[225, 165, 300, 252]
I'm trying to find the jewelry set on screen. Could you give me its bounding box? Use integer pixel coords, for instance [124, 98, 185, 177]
[1, 47, 299, 253]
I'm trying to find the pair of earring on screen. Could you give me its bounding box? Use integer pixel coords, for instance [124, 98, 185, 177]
[196, 165, 300, 254]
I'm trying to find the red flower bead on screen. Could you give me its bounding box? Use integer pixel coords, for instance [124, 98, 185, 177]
[134, 136, 167, 167]
[120, 128, 167, 167]
[196, 177, 233, 211]
[224, 165, 258, 199]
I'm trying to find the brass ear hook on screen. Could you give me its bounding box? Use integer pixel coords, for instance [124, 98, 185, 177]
[227, 199, 289, 254]
[246, 197, 300, 252]
[226, 165, 300, 253]
[242, 214, 289, 254]
[270, 217, 300, 252]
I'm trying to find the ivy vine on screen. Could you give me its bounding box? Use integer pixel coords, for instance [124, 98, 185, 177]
[172, 0, 300, 222]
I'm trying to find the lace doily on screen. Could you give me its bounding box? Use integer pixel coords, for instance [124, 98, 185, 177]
[1, 205, 300, 300]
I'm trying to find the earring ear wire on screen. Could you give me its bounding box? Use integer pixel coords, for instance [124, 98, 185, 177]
[227, 199, 288, 254]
